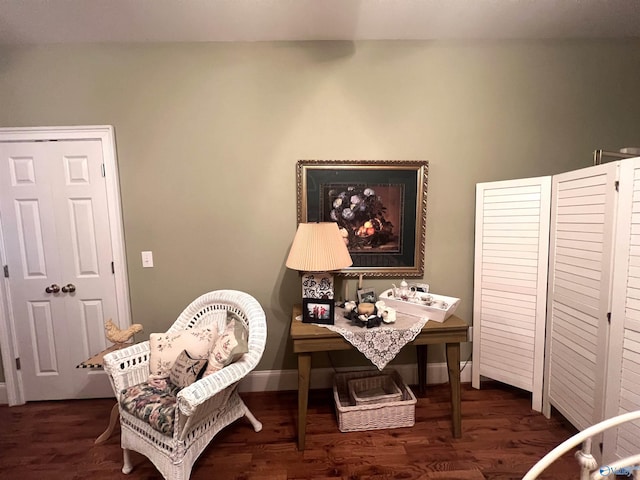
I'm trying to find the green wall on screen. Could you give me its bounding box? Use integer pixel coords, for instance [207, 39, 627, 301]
[1, 40, 640, 382]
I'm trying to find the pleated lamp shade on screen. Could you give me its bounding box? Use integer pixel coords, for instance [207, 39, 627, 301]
[286, 222, 352, 303]
[286, 222, 353, 272]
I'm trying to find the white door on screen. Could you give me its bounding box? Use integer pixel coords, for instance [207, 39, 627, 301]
[543, 162, 618, 432]
[472, 176, 551, 412]
[0, 139, 119, 400]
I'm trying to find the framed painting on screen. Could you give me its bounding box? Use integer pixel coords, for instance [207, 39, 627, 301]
[295, 160, 429, 278]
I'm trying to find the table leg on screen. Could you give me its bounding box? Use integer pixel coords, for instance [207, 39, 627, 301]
[297, 352, 311, 450]
[416, 345, 428, 395]
[446, 342, 462, 438]
[95, 402, 119, 444]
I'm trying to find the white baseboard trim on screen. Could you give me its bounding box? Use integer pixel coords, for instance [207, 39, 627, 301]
[0, 363, 472, 403]
[238, 361, 472, 393]
[0, 383, 7, 405]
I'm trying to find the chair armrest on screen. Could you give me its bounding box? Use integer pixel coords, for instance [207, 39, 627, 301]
[176, 356, 253, 416]
[103, 341, 151, 396]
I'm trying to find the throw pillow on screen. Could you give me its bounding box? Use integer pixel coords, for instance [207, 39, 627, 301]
[149, 327, 217, 381]
[203, 315, 248, 376]
[169, 350, 208, 388]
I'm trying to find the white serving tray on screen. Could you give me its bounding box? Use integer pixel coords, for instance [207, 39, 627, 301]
[378, 289, 460, 323]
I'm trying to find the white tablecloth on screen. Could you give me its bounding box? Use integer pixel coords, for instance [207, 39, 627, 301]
[302, 306, 429, 370]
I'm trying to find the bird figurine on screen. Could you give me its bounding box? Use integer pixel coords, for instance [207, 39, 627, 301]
[104, 319, 143, 346]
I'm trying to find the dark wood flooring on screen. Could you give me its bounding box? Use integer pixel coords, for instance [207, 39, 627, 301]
[0, 381, 580, 480]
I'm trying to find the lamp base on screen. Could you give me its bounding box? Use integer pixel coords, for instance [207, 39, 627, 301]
[301, 272, 335, 300]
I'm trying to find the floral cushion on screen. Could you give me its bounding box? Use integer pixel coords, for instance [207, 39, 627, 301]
[120, 381, 180, 436]
[148, 327, 217, 381]
[203, 314, 248, 376]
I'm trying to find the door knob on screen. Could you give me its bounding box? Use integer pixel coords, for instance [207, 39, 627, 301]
[45, 284, 60, 293]
[61, 284, 76, 293]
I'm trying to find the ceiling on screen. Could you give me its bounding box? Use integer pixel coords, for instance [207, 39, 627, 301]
[1, 0, 640, 45]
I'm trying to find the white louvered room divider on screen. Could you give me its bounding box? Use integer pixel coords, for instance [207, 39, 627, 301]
[473, 158, 640, 466]
[543, 162, 619, 433]
[472, 177, 551, 412]
[604, 158, 640, 465]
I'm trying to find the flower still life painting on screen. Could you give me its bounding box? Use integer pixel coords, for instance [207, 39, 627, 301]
[326, 184, 401, 253]
[296, 160, 429, 278]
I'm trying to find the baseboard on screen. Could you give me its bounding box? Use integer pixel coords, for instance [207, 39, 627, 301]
[238, 361, 472, 393]
[0, 363, 472, 403]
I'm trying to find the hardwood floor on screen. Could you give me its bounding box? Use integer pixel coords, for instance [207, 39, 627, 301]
[0, 381, 580, 480]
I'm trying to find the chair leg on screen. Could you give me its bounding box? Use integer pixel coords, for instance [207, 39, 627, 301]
[245, 408, 262, 432]
[122, 448, 133, 474]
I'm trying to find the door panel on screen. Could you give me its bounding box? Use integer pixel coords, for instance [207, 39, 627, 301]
[16, 199, 49, 277]
[49, 140, 117, 375]
[29, 300, 58, 373]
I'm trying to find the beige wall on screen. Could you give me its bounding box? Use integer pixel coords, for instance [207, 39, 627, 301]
[1, 40, 640, 384]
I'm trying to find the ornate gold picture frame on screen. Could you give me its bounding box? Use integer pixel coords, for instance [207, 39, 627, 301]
[296, 160, 429, 278]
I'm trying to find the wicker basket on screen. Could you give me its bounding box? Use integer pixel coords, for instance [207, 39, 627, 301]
[333, 369, 416, 432]
[347, 374, 402, 406]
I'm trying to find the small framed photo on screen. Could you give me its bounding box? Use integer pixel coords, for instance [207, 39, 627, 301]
[302, 298, 335, 324]
[357, 287, 377, 304]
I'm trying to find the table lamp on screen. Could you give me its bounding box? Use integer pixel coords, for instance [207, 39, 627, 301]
[286, 222, 353, 301]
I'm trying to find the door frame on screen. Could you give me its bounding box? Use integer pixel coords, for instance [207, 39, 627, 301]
[0, 125, 131, 405]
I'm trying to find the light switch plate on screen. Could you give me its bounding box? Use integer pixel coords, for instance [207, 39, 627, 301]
[141, 251, 154, 268]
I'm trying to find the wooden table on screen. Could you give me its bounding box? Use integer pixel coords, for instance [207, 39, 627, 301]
[290, 304, 469, 450]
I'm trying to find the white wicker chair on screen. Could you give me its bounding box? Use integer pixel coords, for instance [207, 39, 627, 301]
[103, 290, 267, 480]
